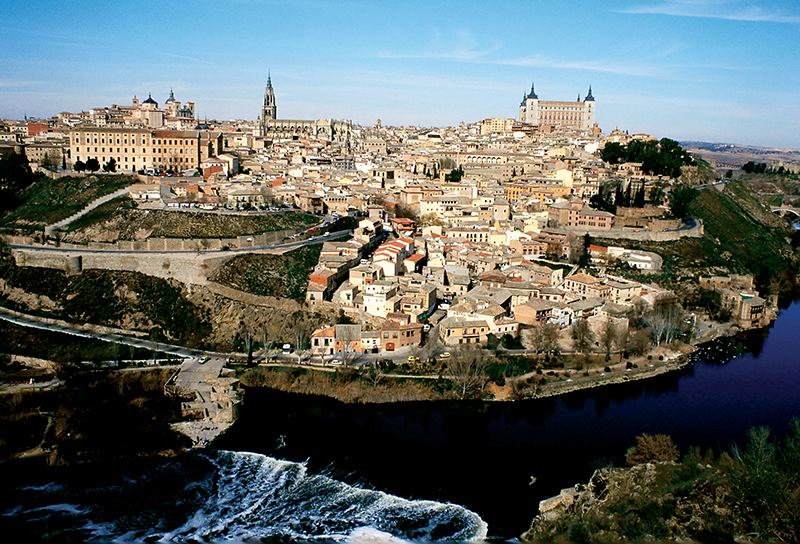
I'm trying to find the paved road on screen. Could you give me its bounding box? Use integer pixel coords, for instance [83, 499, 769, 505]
[0, 307, 215, 359]
[8, 229, 352, 256]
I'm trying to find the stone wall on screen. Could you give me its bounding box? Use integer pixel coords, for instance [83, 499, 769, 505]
[557, 219, 703, 242]
[12, 247, 232, 285]
[1, 228, 298, 252]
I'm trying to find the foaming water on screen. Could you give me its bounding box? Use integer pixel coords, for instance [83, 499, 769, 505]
[1, 451, 487, 542]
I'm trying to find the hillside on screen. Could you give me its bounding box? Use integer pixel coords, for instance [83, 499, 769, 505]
[0, 174, 134, 231]
[62, 207, 318, 243]
[597, 181, 799, 296]
[0, 244, 212, 347]
[687, 181, 797, 288]
[209, 244, 322, 302]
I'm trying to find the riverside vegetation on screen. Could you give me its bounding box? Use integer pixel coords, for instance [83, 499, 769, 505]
[523, 421, 800, 543]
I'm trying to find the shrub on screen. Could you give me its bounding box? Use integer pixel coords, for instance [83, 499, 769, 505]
[626, 433, 680, 465]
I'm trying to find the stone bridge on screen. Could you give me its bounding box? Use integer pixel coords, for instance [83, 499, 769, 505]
[770, 205, 800, 219]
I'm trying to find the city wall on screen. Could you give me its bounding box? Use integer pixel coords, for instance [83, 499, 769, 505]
[2, 228, 297, 252]
[12, 249, 235, 286]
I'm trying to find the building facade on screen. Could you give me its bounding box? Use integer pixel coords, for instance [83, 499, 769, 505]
[519, 83, 595, 130]
[69, 127, 223, 172]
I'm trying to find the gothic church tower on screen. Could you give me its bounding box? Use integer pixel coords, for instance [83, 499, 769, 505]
[262, 74, 277, 121]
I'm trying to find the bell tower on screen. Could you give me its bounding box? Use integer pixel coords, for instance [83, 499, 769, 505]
[262, 73, 277, 122]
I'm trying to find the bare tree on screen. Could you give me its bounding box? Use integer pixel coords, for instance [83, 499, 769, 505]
[293, 317, 311, 355]
[523, 323, 560, 360]
[446, 347, 488, 399]
[643, 295, 683, 346]
[419, 213, 445, 227]
[571, 318, 595, 355]
[364, 363, 385, 386]
[599, 319, 618, 361]
[335, 324, 361, 366]
[630, 329, 651, 355]
[262, 325, 279, 364]
[614, 324, 630, 362]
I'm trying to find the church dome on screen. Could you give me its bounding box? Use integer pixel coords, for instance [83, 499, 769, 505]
[142, 94, 157, 105]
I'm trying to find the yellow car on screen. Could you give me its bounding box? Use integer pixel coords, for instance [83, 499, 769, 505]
[407, 356, 420, 363]
[438, 352, 451, 359]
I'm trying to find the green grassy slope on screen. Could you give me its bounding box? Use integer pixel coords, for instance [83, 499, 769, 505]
[210, 244, 323, 301]
[1, 174, 134, 230]
[687, 181, 796, 285]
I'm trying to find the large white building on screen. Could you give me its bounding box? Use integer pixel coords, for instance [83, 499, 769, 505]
[69, 127, 223, 172]
[519, 83, 595, 130]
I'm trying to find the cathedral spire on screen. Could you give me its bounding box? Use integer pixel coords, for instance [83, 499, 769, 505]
[527, 82, 538, 100]
[585, 85, 594, 101]
[261, 72, 277, 125]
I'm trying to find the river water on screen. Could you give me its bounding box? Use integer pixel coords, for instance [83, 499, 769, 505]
[214, 299, 800, 539]
[3, 301, 799, 541]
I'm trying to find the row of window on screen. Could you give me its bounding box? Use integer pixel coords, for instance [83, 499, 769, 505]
[74, 134, 195, 146]
[75, 147, 196, 156]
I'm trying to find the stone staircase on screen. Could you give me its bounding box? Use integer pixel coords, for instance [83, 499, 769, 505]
[45, 187, 131, 236]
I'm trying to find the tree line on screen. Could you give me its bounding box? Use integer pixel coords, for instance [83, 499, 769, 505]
[0, 152, 42, 213]
[601, 138, 696, 179]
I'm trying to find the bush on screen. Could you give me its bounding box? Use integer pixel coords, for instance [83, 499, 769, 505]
[626, 433, 680, 465]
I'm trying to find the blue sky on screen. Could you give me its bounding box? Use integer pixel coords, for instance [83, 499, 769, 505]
[2, 0, 799, 148]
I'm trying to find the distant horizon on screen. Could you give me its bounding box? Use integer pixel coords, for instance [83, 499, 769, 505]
[8, 106, 799, 153]
[3, 1, 799, 149]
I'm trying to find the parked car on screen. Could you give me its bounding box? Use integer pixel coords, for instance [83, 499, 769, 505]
[438, 352, 451, 359]
[407, 356, 420, 363]
[329, 359, 343, 365]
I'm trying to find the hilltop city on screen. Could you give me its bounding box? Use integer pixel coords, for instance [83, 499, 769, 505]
[3, 75, 800, 542]
[2, 77, 794, 365]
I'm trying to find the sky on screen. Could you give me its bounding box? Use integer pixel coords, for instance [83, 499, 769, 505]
[1, 0, 799, 149]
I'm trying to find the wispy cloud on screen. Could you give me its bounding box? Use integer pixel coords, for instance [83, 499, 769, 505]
[161, 53, 213, 65]
[618, 1, 800, 23]
[0, 79, 45, 88]
[496, 55, 667, 78]
[375, 45, 499, 62]
[374, 29, 500, 62]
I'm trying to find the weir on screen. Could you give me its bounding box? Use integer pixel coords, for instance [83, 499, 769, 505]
[165, 356, 243, 447]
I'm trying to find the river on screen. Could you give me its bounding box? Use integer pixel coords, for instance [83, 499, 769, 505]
[3, 301, 799, 541]
[214, 299, 800, 539]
